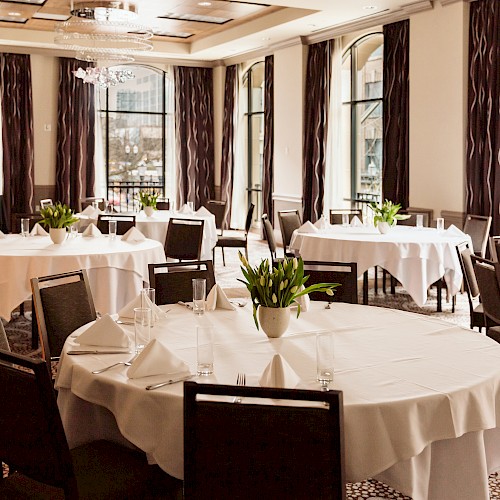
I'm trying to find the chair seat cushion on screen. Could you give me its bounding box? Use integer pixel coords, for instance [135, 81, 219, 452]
[217, 235, 247, 247]
[487, 326, 500, 344]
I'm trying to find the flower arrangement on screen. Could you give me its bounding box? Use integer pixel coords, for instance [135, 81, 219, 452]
[137, 191, 158, 209]
[238, 252, 340, 329]
[39, 202, 79, 229]
[369, 199, 410, 226]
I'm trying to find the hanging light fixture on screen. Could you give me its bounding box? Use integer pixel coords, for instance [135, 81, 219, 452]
[54, 1, 153, 87]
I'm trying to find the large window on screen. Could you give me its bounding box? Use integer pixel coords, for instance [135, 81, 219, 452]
[342, 33, 383, 203]
[98, 66, 174, 211]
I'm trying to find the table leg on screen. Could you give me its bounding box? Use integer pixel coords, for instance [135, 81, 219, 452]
[363, 271, 368, 305]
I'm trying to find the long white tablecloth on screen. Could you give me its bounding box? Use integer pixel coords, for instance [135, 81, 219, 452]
[0, 234, 166, 318]
[56, 302, 500, 499]
[289, 226, 471, 307]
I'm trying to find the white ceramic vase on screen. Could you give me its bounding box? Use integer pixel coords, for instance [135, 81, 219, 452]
[144, 206, 155, 217]
[377, 221, 394, 234]
[258, 306, 291, 338]
[49, 227, 67, 244]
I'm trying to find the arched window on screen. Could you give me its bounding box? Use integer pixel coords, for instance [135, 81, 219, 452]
[342, 33, 383, 204]
[97, 65, 175, 211]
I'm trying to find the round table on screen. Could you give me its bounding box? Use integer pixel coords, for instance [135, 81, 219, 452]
[56, 302, 500, 499]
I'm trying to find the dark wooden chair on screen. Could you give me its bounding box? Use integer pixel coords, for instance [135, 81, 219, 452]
[397, 210, 430, 227]
[164, 218, 204, 262]
[79, 197, 106, 212]
[97, 214, 136, 235]
[277, 209, 302, 257]
[262, 213, 284, 267]
[0, 348, 181, 499]
[0, 321, 10, 351]
[215, 203, 254, 266]
[39, 199, 53, 210]
[329, 209, 362, 225]
[303, 261, 358, 304]
[10, 212, 43, 234]
[456, 242, 485, 331]
[472, 256, 500, 336]
[149, 260, 215, 305]
[463, 214, 492, 258]
[184, 381, 345, 500]
[31, 270, 97, 374]
[488, 236, 500, 262]
[156, 198, 170, 210]
[206, 200, 227, 236]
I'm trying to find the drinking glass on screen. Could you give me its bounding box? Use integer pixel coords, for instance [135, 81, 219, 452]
[70, 224, 79, 238]
[141, 288, 156, 326]
[416, 214, 424, 229]
[20, 218, 30, 237]
[109, 220, 117, 239]
[187, 201, 194, 213]
[134, 307, 151, 354]
[342, 213, 349, 227]
[197, 325, 214, 375]
[316, 331, 334, 385]
[92, 201, 99, 210]
[436, 217, 445, 232]
[192, 278, 206, 316]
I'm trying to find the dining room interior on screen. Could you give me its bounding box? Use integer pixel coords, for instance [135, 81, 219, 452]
[0, 0, 499, 499]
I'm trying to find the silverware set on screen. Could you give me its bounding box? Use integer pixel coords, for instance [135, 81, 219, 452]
[92, 353, 139, 374]
[234, 372, 246, 403]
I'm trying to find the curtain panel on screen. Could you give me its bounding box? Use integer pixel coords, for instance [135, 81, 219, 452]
[466, 0, 500, 235]
[55, 58, 95, 210]
[174, 66, 215, 210]
[302, 40, 332, 223]
[0, 53, 35, 232]
[262, 55, 274, 225]
[382, 20, 410, 208]
[220, 65, 237, 228]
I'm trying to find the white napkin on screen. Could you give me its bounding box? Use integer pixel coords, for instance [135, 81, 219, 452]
[294, 286, 310, 312]
[297, 221, 318, 234]
[122, 226, 146, 242]
[259, 354, 301, 388]
[195, 206, 213, 217]
[82, 223, 102, 237]
[117, 293, 164, 321]
[445, 224, 467, 238]
[81, 205, 100, 218]
[75, 314, 129, 348]
[30, 223, 49, 236]
[0, 230, 5, 239]
[127, 338, 191, 379]
[178, 204, 193, 214]
[350, 215, 363, 227]
[206, 284, 236, 311]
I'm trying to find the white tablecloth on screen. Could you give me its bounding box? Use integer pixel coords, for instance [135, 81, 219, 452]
[0, 234, 166, 318]
[77, 210, 217, 261]
[289, 226, 471, 307]
[56, 302, 500, 499]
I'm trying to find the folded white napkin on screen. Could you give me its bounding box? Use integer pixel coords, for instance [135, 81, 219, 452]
[195, 206, 213, 217]
[117, 293, 164, 321]
[0, 230, 5, 239]
[206, 284, 236, 311]
[297, 221, 318, 234]
[178, 204, 193, 214]
[82, 223, 102, 237]
[314, 217, 329, 231]
[81, 205, 100, 218]
[127, 338, 191, 379]
[350, 215, 363, 227]
[75, 314, 129, 348]
[122, 226, 146, 242]
[30, 223, 49, 236]
[445, 224, 467, 238]
[259, 354, 301, 388]
[294, 286, 310, 312]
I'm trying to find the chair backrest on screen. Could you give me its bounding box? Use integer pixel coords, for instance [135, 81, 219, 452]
[303, 261, 358, 304]
[0, 321, 10, 351]
[156, 199, 170, 210]
[329, 209, 362, 225]
[488, 236, 500, 262]
[277, 210, 302, 248]
[472, 256, 500, 326]
[206, 200, 226, 234]
[149, 261, 215, 305]
[397, 210, 430, 227]
[244, 203, 255, 233]
[39, 199, 53, 210]
[456, 242, 480, 300]
[11, 213, 43, 234]
[262, 213, 278, 261]
[463, 214, 492, 258]
[79, 197, 106, 212]
[164, 218, 204, 261]
[0, 349, 78, 496]
[97, 214, 136, 235]
[184, 381, 345, 500]
[31, 270, 97, 372]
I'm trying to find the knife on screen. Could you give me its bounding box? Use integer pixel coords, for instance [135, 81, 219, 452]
[146, 374, 194, 391]
[177, 301, 193, 310]
[67, 350, 132, 355]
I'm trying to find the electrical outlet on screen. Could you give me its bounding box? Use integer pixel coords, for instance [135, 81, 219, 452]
[43, 124, 51, 132]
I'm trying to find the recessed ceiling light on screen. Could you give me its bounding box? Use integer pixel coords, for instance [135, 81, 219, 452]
[363, 5, 378, 10]
[198, 1, 212, 6]
[8, 12, 21, 16]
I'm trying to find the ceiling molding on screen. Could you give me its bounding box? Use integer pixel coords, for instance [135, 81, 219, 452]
[440, 0, 469, 5]
[401, 0, 434, 14]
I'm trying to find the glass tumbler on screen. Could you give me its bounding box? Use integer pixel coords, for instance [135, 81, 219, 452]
[192, 278, 206, 316]
[134, 307, 151, 354]
[20, 218, 30, 237]
[316, 331, 335, 385]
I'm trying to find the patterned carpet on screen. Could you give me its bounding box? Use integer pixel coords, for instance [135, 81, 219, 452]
[4, 232, 500, 498]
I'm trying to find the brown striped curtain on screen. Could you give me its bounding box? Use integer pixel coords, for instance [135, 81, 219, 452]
[303, 41, 332, 223]
[55, 58, 95, 210]
[466, 0, 500, 235]
[382, 20, 409, 208]
[220, 65, 237, 228]
[0, 53, 35, 232]
[262, 55, 274, 225]
[174, 66, 215, 210]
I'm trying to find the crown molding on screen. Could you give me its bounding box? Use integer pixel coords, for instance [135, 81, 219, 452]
[440, 0, 470, 5]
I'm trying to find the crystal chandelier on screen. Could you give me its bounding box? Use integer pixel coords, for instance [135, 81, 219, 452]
[73, 66, 135, 88]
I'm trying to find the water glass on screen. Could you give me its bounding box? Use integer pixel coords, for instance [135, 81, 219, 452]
[141, 288, 156, 326]
[316, 331, 334, 384]
[20, 218, 30, 237]
[436, 217, 445, 232]
[342, 213, 349, 227]
[197, 325, 214, 375]
[192, 278, 206, 316]
[70, 224, 79, 238]
[416, 214, 424, 229]
[134, 307, 151, 354]
[109, 220, 117, 239]
[187, 201, 194, 213]
[92, 201, 99, 210]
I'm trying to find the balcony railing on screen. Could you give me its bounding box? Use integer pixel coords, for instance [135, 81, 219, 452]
[107, 180, 164, 212]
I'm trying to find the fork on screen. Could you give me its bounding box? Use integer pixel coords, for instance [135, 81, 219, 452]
[92, 354, 138, 374]
[234, 372, 246, 403]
